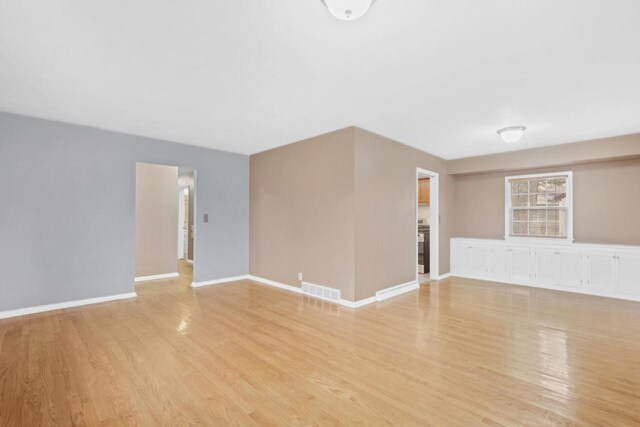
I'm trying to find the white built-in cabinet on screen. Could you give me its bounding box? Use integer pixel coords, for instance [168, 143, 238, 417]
[451, 238, 640, 301]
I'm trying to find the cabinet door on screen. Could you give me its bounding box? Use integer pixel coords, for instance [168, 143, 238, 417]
[509, 248, 531, 282]
[468, 246, 488, 277]
[452, 245, 469, 275]
[490, 247, 510, 281]
[533, 249, 558, 286]
[557, 251, 583, 288]
[586, 252, 616, 291]
[418, 179, 430, 205]
[617, 253, 640, 296]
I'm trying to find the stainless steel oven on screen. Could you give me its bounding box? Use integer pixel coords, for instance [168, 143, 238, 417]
[417, 221, 430, 274]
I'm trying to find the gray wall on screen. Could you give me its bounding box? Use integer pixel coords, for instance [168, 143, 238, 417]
[0, 112, 249, 312]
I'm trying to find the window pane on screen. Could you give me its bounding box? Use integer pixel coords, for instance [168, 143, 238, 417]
[508, 176, 569, 238]
[512, 222, 528, 235]
[512, 195, 529, 207]
[512, 181, 528, 194]
[529, 179, 547, 193]
[545, 192, 565, 207]
[529, 222, 546, 236]
[547, 178, 566, 193]
[558, 208, 568, 237]
[513, 209, 528, 221]
[530, 209, 546, 222]
[530, 194, 549, 207]
[547, 221, 560, 236]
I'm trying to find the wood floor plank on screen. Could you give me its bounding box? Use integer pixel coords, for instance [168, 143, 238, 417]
[2, 263, 640, 425]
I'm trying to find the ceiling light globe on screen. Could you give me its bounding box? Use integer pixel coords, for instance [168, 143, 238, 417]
[323, 0, 373, 20]
[497, 126, 526, 143]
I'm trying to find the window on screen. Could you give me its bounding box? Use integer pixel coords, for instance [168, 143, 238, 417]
[505, 172, 572, 241]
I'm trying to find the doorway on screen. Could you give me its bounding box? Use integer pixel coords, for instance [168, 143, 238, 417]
[134, 163, 196, 283]
[416, 168, 439, 284]
[178, 186, 190, 260]
[177, 168, 196, 268]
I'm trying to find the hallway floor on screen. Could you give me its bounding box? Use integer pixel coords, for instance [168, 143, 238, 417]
[418, 272, 431, 284]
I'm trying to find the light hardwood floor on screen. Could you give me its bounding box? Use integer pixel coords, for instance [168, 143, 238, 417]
[2, 263, 640, 426]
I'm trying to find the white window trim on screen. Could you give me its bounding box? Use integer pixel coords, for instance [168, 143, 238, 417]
[504, 171, 574, 244]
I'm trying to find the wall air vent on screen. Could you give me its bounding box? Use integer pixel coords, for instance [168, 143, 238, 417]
[301, 281, 341, 303]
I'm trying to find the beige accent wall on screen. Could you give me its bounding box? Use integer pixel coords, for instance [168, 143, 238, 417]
[353, 129, 455, 300]
[135, 163, 179, 277]
[249, 128, 356, 300]
[455, 159, 640, 245]
[249, 126, 456, 302]
[449, 134, 640, 176]
[250, 125, 640, 301]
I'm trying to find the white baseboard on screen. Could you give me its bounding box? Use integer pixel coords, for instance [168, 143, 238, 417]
[340, 296, 377, 308]
[135, 272, 179, 282]
[247, 275, 419, 309]
[436, 273, 452, 280]
[249, 275, 377, 307]
[191, 275, 250, 287]
[248, 275, 376, 308]
[376, 280, 420, 302]
[452, 273, 640, 303]
[0, 292, 137, 320]
[248, 275, 302, 294]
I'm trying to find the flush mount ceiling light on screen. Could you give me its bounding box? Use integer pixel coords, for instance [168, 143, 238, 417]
[497, 126, 527, 143]
[323, 0, 373, 20]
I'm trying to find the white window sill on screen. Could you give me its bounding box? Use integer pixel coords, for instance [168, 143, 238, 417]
[503, 236, 575, 245]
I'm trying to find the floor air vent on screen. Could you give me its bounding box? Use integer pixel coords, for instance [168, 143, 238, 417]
[301, 282, 341, 303]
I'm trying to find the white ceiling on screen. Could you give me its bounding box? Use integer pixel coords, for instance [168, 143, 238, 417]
[1, 0, 639, 159]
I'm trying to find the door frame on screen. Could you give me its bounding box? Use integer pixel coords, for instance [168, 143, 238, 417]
[178, 185, 190, 259]
[416, 168, 439, 281]
[190, 170, 197, 266]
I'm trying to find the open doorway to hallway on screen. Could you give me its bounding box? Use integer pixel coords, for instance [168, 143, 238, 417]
[178, 168, 195, 265]
[134, 162, 196, 283]
[416, 168, 439, 285]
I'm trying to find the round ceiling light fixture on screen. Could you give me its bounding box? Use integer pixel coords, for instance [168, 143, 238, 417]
[323, 0, 373, 21]
[497, 126, 527, 143]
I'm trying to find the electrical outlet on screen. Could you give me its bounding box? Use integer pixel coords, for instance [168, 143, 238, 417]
[298, 272, 303, 281]
[203, 213, 208, 223]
